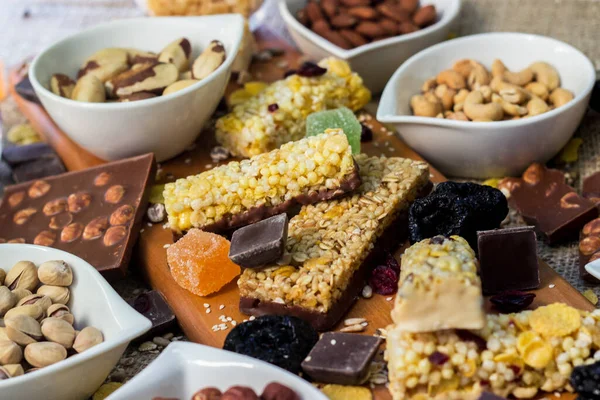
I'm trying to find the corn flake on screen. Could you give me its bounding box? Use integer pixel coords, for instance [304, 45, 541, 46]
[92, 383, 123, 400]
[521, 339, 553, 369]
[529, 303, 581, 337]
[482, 178, 501, 188]
[517, 331, 542, 354]
[583, 289, 599, 305]
[321, 384, 372, 400]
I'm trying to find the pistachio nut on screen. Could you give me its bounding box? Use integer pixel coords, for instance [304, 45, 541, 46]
[0, 286, 17, 317]
[110, 63, 178, 98]
[163, 79, 198, 96]
[4, 304, 44, 322]
[38, 260, 73, 287]
[77, 48, 129, 82]
[41, 318, 75, 348]
[5, 314, 42, 346]
[37, 285, 70, 305]
[0, 340, 22, 365]
[11, 288, 32, 302]
[50, 74, 76, 99]
[46, 304, 75, 325]
[158, 38, 191, 72]
[73, 327, 104, 353]
[0, 269, 5, 286]
[18, 294, 52, 312]
[72, 74, 106, 103]
[191, 40, 226, 80]
[0, 328, 9, 341]
[26, 367, 40, 374]
[2, 364, 23, 378]
[6, 261, 39, 291]
[24, 341, 67, 368]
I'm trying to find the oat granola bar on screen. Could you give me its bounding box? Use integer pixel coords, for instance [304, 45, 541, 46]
[386, 304, 600, 399]
[164, 130, 360, 234]
[392, 236, 485, 332]
[216, 58, 371, 157]
[238, 155, 431, 330]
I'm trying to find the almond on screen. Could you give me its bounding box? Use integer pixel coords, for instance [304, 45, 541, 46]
[376, 3, 410, 23]
[399, 0, 419, 13]
[340, 0, 370, 6]
[330, 13, 357, 28]
[320, 30, 352, 49]
[311, 19, 332, 36]
[379, 18, 399, 35]
[305, 1, 325, 23]
[413, 5, 437, 27]
[355, 21, 385, 38]
[339, 29, 368, 47]
[348, 6, 379, 20]
[321, 0, 339, 18]
[398, 21, 419, 34]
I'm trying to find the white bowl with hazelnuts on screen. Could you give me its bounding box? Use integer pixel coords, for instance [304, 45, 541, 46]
[0, 244, 151, 400]
[377, 32, 596, 178]
[29, 15, 244, 162]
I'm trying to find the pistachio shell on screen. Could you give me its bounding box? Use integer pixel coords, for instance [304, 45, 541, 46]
[0, 328, 9, 341]
[47, 304, 75, 325]
[37, 285, 70, 305]
[3, 364, 24, 377]
[4, 304, 44, 322]
[41, 318, 75, 348]
[24, 341, 67, 368]
[0, 270, 6, 286]
[0, 340, 22, 365]
[6, 261, 39, 291]
[11, 288, 32, 302]
[0, 286, 17, 317]
[37, 260, 73, 287]
[5, 314, 42, 346]
[73, 327, 103, 353]
[18, 294, 52, 312]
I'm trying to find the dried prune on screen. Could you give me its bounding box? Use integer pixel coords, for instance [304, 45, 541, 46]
[408, 181, 508, 250]
[490, 291, 536, 313]
[570, 360, 600, 399]
[223, 315, 318, 374]
[295, 62, 327, 78]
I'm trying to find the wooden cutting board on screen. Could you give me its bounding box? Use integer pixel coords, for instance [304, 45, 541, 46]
[9, 27, 592, 400]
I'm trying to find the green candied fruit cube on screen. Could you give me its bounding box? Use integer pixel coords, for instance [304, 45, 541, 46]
[306, 107, 361, 154]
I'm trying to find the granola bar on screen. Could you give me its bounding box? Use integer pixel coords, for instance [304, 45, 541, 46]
[391, 236, 485, 332]
[163, 130, 360, 234]
[386, 304, 600, 399]
[238, 155, 430, 330]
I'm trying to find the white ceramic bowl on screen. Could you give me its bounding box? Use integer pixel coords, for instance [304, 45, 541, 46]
[29, 15, 244, 162]
[279, 0, 461, 93]
[107, 342, 328, 400]
[0, 244, 151, 400]
[377, 32, 596, 178]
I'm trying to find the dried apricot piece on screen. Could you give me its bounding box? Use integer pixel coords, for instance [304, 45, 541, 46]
[167, 229, 241, 296]
[529, 303, 581, 337]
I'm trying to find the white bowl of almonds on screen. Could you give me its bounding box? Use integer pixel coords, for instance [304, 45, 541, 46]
[377, 32, 596, 178]
[29, 15, 244, 162]
[0, 244, 151, 400]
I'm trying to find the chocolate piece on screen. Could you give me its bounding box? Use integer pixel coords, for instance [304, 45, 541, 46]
[2, 142, 66, 183]
[14, 75, 41, 104]
[301, 332, 382, 385]
[229, 213, 288, 268]
[0, 153, 155, 279]
[583, 171, 600, 205]
[478, 227, 540, 295]
[579, 218, 600, 283]
[499, 164, 598, 244]
[128, 290, 176, 338]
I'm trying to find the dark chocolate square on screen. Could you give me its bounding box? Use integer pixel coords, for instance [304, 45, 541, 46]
[128, 290, 176, 340]
[301, 332, 382, 385]
[478, 227, 540, 295]
[229, 213, 288, 268]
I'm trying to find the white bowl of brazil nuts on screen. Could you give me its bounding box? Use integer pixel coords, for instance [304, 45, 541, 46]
[377, 32, 596, 178]
[0, 244, 151, 400]
[29, 15, 244, 162]
[279, 0, 461, 93]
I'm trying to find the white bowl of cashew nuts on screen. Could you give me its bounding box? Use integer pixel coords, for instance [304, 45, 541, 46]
[377, 32, 596, 179]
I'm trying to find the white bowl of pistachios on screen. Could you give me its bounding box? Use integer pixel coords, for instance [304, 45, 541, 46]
[0, 244, 151, 400]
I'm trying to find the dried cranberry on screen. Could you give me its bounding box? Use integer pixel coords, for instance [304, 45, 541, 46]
[268, 103, 279, 112]
[509, 364, 522, 376]
[428, 351, 449, 365]
[368, 265, 399, 295]
[490, 291, 536, 313]
[360, 123, 373, 142]
[296, 62, 327, 78]
[384, 252, 401, 275]
[455, 330, 487, 351]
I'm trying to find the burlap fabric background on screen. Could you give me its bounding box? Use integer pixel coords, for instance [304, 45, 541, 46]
[0, 0, 599, 386]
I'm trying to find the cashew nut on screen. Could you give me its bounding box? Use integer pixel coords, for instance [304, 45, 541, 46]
[444, 111, 469, 121]
[467, 62, 491, 89]
[421, 77, 437, 92]
[524, 82, 549, 101]
[492, 93, 527, 116]
[452, 59, 474, 78]
[436, 70, 466, 90]
[490, 76, 530, 104]
[530, 62, 560, 91]
[463, 90, 503, 121]
[549, 88, 574, 108]
[452, 89, 469, 112]
[434, 84, 456, 111]
[491, 59, 533, 86]
[526, 95, 550, 116]
[479, 85, 493, 103]
[410, 93, 443, 117]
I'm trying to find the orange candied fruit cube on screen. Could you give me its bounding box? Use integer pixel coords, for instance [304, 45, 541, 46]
[167, 229, 241, 296]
